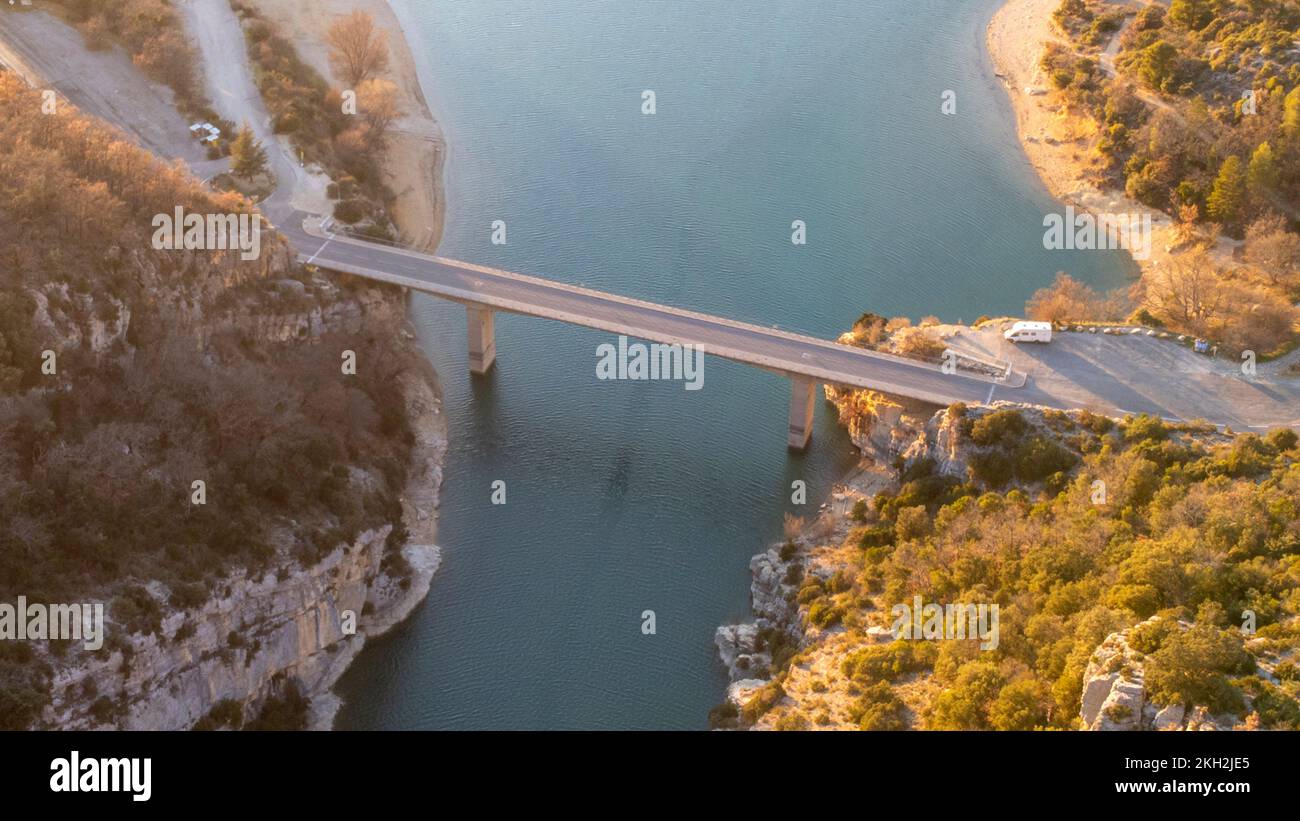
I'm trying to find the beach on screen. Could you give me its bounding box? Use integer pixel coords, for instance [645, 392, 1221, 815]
[986, 0, 1186, 278]
[250, 0, 447, 252]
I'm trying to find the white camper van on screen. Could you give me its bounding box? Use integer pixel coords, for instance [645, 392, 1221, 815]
[1004, 321, 1052, 343]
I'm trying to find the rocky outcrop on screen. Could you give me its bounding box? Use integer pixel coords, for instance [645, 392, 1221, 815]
[199, 278, 407, 346]
[714, 548, 797, 687]
[823, 386, 932, 463]
[1079, 617, 1238, 731]
[821, 385, 971, 478]
[714, 469, 893, 715]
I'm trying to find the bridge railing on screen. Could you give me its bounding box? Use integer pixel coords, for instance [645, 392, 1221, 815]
[943, 346, 1015, 382]
[861, 342, 1014, 383]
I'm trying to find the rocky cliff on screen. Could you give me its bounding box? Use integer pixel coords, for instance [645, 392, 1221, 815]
[34, 290, 445, 730]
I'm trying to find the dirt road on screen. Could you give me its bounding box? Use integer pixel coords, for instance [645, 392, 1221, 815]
[0, 8, 224, 178]
[177, 0, 331, 215]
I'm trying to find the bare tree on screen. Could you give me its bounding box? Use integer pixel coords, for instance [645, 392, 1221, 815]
[328, 11, 390, 87]
[1145, 251, 1225, 330]
[356, 79, 401, 148]
[1174, 202, 1200, 247]
[1026, 272, 1126, 323]
[1244, 216, 1300, 288]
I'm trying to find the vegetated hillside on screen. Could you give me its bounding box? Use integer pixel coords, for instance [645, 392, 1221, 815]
[723, 403, 1300, 730]
[1039, 0, 1300, 356]
[0, 72, 420, 728]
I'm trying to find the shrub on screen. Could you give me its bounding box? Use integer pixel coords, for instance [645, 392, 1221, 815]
[969, 449, 1014, 488]
[849, 681, 908, 730]
[707, 701, 739, 729]
[193, 699, 244, 730]
[89, 696, 117, 724]
[1013, 435, 1078, 483]
[773, 711, 810, 731]
[927, 661, 1005, 729]
[850, 499, 870, 523]
[333, 199, 367, 224]
[244, 681, 310, 731]
[1145, 624, 1254, 714]
[841, 641, 931, 683]
[1122, 414, 1167, 443]
[989, 679, 1049, 730]
[894, 505, 933, 541]
[1265, 428, 1297, 453]
[1129, 615, 1180, 654]
[807, 599, 844, 628]
[740, 681, 784, 725]
[970, 409, 1027, 447]
[1078, 409, 1115, 435]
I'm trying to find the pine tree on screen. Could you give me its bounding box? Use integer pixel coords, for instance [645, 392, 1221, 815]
[1246, 142, 1277, 200]
[1284, 87, 1300, 142]
[230, 125, 268, 179]
[1206, 155, 1246, 226]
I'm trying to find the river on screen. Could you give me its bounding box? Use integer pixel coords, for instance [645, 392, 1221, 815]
[334, 0, 1134, 729]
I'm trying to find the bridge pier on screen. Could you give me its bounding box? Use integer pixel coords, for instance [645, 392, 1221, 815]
[467, 305, 496, 374]
[787, 375, 816, 450]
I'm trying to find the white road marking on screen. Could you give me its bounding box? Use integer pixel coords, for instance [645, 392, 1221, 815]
[985, 383, 996, 404]
[305, 237, 332, 266]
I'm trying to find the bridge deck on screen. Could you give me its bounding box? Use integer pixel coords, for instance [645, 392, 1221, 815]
[279, 212, 1019, 408]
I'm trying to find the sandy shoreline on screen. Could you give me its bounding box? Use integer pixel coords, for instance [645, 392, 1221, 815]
[250, 0, 447, 253]
[985, 0, 1187, 280]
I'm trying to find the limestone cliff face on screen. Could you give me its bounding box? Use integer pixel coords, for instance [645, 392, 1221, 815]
[46, 526, 394, 729]
[715, 386, 943, 718]
[714, 469, 895, 722]
[37, 322, 445, 730]
[821, 385, 952, 471]
[199, 279, 408, 346]
[714, 548, 792, 684]
[30, 273, 445, 729]
[29, 235, 304, 355]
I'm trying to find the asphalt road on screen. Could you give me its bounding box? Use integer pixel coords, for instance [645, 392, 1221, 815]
[278, 208, 1299, 432]
[276, 210, 1016, 408]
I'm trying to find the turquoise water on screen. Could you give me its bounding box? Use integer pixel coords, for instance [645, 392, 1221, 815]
[333, 0, 1135, 729]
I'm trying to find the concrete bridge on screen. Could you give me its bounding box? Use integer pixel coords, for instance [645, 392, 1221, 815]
[277, 211, 1021, 449]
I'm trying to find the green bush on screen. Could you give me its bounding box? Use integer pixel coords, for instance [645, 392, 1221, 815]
[333, 199, 368, 224]
[1013, 435, 1078, 483]
[1122, 414, 1168, 443]
[970, 409, 1028, 448]
[807, 599, 844, 628]
[849, 681, 908, 731]
[1265, 428, 1297, 453]
[969, 449, 1014, 488]
[1145, 624, 1254, 714]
